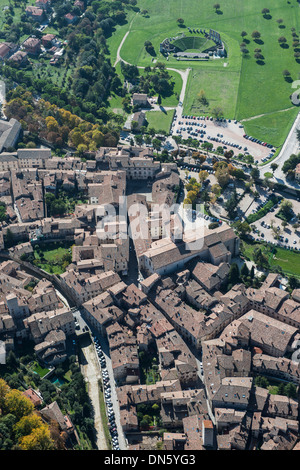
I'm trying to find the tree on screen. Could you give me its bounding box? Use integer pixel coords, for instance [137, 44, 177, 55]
[211, 184, 222, 196]
[225, 190, 238, 219]
[228, 263, 240, 286]
[4, 390, 34, 421]
[284, 383, 297, 399]
[250, 167, 260, 180]
[0, 202, 7, 222]
[50, 199, 67, 216]
[215, 165, 230, 188]
[288, 276, 300, 291]
[253, 247, 269, 269]
[241, 47, 249, 56]
[251, 31, 261, 41]
[202, 141, 213, 154]
[197, 89, 208, 106]
[282, 153, 300, 174]
[271, 163, 278, 174]
[198, 170, 209, 183]
[278, 36, 287, 45]
[14, 413, 45, 441]
[19, 424, 54, 450]
[261, 8, 270, 17]
[255, 375, 269, 389]
[254, 51, 264, 61]
[213, 3, 221, 12]
[280, 199, 293, 220]
[177, 18, 184, 26]
[241, 263, 249, 278]
[234, 221, 251, 237]
[211, 106, 224, 120]
[0, 379, 10, 411]
[131, 121, 139, 132]
[135, 135, 143, 146]
[224, 149, 234, 162]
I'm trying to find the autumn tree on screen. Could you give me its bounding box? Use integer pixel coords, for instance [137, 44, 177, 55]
[199, 170, 209, 183]
[4, 390, 34, 421]
[19, 424, 54, 450]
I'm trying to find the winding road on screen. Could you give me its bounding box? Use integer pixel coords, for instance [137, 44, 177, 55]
[114, 26, 191, 119]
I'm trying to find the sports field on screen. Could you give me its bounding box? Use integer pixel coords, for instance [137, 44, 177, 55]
[108, 0, 300, 147]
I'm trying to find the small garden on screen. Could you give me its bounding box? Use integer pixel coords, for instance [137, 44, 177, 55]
[45, 189, 88, 217]
[30, 241, 73, 275]
[255, 375, 297, 399]
[137, 403, 162, 430]
[139, 349, 160, 385]
[29, 361, 50, 378]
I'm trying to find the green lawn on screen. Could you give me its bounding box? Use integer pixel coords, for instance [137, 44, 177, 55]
[108, 0, 300, 145]
[33, 242, 73, 275]
[29, 361, 50, 378]
[146, 109, 175, 132]
[108, 92, 127, 115]
[184, 66, 241, 118]
[242, 239, 300, 278]
[243, 107, 299, 149]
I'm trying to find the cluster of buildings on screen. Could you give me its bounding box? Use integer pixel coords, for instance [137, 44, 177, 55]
[71, 260, 300, 450]
[0, 0, 67, 66]
[0, 260, 75, 365]
[0, 128, 300, 451]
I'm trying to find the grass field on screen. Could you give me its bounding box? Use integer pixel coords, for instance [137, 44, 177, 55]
[242, 239, 300, 278]
[107, 0, 300, 146]
[146, 109, 175, 132]
[243, 107, 299, 148]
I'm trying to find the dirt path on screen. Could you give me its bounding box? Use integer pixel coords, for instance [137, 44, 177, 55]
[241, 107, 295, 122]
[114, 13, 138, 67]
[114, 31, 130, 67]
[80, 337, 108, 450]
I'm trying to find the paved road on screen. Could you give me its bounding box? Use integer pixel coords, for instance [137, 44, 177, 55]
[259, 111, 300, 185]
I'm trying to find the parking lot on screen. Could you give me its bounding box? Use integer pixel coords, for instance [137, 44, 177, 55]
[248, 198, 300, 250]
[171, 114, 274, 162]
[93, 335, 127, 451]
